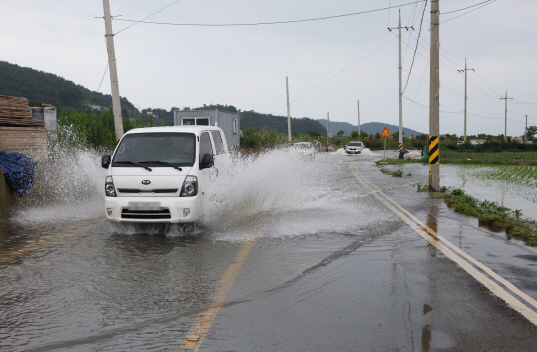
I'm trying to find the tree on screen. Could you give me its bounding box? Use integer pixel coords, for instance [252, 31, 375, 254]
[337, 130, 345, 137]
[351, 131, 358, 139]
[527, 126, 537, 141]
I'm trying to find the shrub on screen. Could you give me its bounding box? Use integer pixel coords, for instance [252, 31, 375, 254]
[412, 140, 427, 149]
[365, 139, 382, 149]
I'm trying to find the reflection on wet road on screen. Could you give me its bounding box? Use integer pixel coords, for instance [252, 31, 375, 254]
[1, 149, 537, 351]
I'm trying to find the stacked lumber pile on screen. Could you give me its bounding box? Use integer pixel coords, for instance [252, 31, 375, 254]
[0, 127, 48, 162]
[0, 95, 44, 127]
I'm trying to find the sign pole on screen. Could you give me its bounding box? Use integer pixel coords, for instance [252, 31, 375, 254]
[380, 126, 392, 160]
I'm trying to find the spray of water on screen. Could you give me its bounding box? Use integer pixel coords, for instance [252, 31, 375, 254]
[203, 148, 385, 241]
[10, 139, 107, 226]
[8, 138, 384, 240]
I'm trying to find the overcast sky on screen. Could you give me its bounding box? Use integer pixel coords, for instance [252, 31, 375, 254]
[1, 0, 536, 136]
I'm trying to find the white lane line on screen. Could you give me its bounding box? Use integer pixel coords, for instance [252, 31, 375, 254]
[351, 164, 537, 326]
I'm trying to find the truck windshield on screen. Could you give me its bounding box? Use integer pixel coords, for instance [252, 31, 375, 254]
[112, 132, 196, 167]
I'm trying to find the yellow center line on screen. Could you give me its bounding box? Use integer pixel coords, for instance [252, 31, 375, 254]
[351, 164, 537, 326]
[177, 216, 265, 352]
[0, 218, 104, 265]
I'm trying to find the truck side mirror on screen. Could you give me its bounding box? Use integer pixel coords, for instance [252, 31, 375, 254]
[200, 154, 214, 169]
[101, 155, 111, 169]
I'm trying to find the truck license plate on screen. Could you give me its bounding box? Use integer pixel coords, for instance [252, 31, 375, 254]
[128, 202, 161, 210]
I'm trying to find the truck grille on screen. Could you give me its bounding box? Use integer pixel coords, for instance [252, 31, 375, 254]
[121, 209, 171, 219]
[117, 189, 178, 194]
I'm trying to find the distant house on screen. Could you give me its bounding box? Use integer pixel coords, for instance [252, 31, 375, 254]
[146, 111, 158, 119]
[173, 109, 240, 147]
[468, 137, 487, 145]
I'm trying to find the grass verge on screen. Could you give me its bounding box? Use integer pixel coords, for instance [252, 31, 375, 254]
[421, 187, 537, 246]
[376, 150, 537, 166]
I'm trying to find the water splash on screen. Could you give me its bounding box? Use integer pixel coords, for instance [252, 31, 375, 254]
[7, 143, 385, 239]
[10, 142, 107, 226]
[204, 148, 386, 241]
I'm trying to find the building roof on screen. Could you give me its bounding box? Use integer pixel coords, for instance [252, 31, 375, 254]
[124, 125, 222, 135]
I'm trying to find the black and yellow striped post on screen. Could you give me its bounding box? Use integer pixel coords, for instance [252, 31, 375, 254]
[428, 136, 439, 165]
[398, 143, 402, 153]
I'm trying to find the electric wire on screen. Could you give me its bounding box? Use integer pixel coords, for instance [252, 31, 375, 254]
[441, 0, 499, 24]
[408, 50, 429, 107]
[402, 0, 427, 94]
[467, 112, 503, 120]
[97, 63, 109, 92]
[473, 71, 500, 96]
[290, 37, 396, 104]
[443, 0, 494, 14]
[114, 0, 425, 27]
[468, 117, 483, 134]
[115, 0, 183, 35]
[402, 95, 463, 113]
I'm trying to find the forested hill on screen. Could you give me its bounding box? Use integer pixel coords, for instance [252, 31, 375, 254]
[240, 111, 326, 134]
[317, 119, 424, 136]
[0, 61, 137, 113]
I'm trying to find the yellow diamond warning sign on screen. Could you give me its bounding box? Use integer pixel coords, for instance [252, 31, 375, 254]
[380, 127, 391, 138]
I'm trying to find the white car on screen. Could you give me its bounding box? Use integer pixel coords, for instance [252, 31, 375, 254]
[345, 141, 364, 154]
[101, 125, 228, 223]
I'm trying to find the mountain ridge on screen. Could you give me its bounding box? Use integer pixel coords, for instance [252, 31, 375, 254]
[317, 119, 425, 136]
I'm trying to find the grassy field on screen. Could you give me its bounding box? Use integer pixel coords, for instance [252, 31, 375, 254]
[428, 188, 537, 246]
[375, 150, 537, 245]
[377, 149, 537, 166]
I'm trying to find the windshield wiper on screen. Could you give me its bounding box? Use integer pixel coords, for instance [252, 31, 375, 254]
[140, 161, 182, 171]
[114, 161, 152, 171]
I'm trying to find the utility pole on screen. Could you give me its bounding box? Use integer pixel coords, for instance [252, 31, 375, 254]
[457, 59, 474, 142]
[326, 112, 330, 149]
[102, 0, 124, 142]
[357, 100, 361, 140]
[389, 10, 413, 154]
[525, 115, 528, 144]
[286, 76, 292, 145]
[429, 0, 440, 191]
[500, 91, 513, 143]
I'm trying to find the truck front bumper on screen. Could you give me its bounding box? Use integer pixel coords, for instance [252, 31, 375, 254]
[104, 196, 203, 223]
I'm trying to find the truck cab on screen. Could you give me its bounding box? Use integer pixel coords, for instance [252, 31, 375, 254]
[101, 126, 227, 223]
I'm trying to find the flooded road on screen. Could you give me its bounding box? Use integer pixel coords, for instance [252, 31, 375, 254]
[1, 149, 537, 351]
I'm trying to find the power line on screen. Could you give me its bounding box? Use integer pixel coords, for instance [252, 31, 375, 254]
[402, 95, 463, 113]
[443, 0, 494, 14]
[115, 0, 183, 35]
[441, 0, 499, 24]
[473, 71, 500, 96]
[402, 0, 427, 94]
[467, 112, 503, 120]
[113, 0, 426, 27]
[290, 37, 396, 104]
[97, 62, 109, 92]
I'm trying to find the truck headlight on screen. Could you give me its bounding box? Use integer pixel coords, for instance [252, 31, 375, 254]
[180, 175, 198, 197]
[105, 176, 117, 197]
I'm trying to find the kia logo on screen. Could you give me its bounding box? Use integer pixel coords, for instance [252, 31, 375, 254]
[141, 180, 151, 185]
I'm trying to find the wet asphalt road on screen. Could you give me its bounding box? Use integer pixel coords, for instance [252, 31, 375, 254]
[1, 150, 537, 351]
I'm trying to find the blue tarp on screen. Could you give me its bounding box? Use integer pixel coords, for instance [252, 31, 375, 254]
[0, 151, 35, 197]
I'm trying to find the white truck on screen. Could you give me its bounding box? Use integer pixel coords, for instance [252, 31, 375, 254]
[101, 125, 227, 223]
